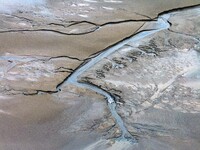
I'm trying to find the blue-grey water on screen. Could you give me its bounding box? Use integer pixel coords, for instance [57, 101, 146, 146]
[57, 14, 171, 142]
[0, 0, 45, 13]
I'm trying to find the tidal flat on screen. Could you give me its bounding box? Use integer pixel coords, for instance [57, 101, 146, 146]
[0, 1, 200, 150]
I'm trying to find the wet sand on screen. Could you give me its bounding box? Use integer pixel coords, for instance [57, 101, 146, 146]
[81, 7, 200, 150]
[0, 1, 200, 150]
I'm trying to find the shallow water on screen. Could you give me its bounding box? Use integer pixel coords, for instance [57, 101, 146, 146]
[0, 0, 45, 13]
[0, 0, 200, 148]
[57, 14, 170, 142]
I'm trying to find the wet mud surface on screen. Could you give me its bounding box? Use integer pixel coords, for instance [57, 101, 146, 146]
[0, 1, 200, 150]
[80, 7, 200, 150]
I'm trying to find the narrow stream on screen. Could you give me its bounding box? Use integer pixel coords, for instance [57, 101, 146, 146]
[57, 14, 171, 142]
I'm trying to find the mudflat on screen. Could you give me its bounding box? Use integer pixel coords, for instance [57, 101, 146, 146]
[0, 1, 200, 150]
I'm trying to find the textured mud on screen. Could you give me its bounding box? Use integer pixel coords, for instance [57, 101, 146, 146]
[0, 1, 200, 150]
[81, 8, 200, 150]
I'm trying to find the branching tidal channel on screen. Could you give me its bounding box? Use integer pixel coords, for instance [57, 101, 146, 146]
[56, 13, 171, 143]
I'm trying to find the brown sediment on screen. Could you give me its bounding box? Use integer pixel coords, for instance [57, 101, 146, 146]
[0, 1, 200, 150]
[0, 22, 144, 59]
[80, 7, 200, 149]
